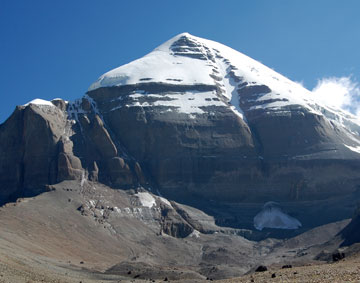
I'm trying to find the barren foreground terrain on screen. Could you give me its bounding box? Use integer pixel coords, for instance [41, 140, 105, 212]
[0, 180, 358, 282]
[1, 250, 360, 283]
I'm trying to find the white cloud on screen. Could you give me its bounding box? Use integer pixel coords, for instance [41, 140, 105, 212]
[312, 76, 360, 116]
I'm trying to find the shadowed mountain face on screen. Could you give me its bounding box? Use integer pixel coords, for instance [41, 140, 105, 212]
[1, 33, 360, 233]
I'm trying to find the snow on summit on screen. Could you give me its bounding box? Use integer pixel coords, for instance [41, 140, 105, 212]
[88, 32, 360, 134]
[89, 32, 304, 97]
[89, 33, 215, 90]
[89, 32, 309, 105]
[23, 98, 54, 107]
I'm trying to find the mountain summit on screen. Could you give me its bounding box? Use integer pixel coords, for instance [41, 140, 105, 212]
[90, 32, 360, 136]
[1, 33, 360, 230]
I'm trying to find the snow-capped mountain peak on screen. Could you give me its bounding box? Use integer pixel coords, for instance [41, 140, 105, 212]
[88, 32, 360, 142]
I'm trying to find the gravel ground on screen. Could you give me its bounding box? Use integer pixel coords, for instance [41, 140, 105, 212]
[1, 254, 360, 283]
[220, 256, 360, 283]
[0, 181, 359, 283]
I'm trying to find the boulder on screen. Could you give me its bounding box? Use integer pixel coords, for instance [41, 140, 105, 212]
[255, 265, 267, 272]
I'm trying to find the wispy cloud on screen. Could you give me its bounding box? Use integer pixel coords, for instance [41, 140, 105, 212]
[312, 76, 360, 116]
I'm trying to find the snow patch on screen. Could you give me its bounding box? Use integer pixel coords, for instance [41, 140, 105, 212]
[80, 171, 86, 187]
[254, 202, 302, 231]
[344, 144, 360, 154]
[23, 98, 55, 107]
[136, 192, 156, 208]
[122, 91, 225, 116]
[52, 98, 68, 103]
[113, 206, 121, 213]
[188, 230, 200, 238]
[157, 196, 172, 207]
[67, 99, 87, 122]
[215, 58, 246, 120]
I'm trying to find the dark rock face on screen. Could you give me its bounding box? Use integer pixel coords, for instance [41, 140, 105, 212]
[79, 114, 118, 158]
[57, 137, 83, 182]
[107, 157, 133, 186]
[86, 81, 259, 203]
[85, 85, 360, 206]
[0, 104, 66, 203]
[95, 101, 257, 202]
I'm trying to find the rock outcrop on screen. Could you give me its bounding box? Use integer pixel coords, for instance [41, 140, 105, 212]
[0, 103, 66, 202]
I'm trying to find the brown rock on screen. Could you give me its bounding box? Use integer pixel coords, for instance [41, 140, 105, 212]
[81, 98, 92, 112]
[80, 114, 118, 159]
[88, 161, 99, 182]
[57, 153, 83, 182]
[0, 103, 67, 203]
[51, 99, 67, 111]
[134, 162, 146, 185]
[107, 157, 133, 187]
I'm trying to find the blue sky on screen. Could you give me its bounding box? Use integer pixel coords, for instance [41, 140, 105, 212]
[1, 0, 360, 123]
